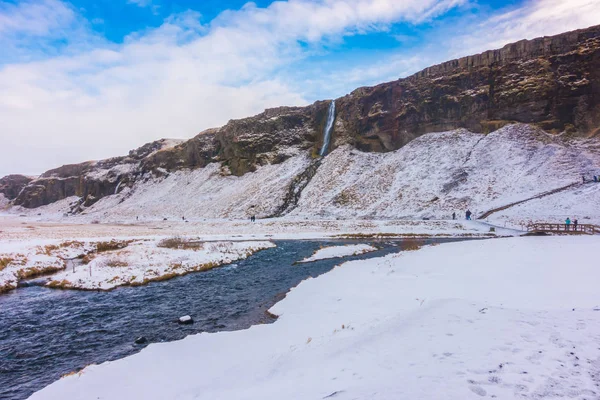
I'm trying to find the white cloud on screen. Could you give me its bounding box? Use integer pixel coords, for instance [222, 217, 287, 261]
[0, 0, 466, 176]
[449, 0, 600, 58]
[0, 0, 75, 37]
[0, 0, 598, 177]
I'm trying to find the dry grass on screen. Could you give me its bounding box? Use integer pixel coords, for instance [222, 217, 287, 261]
[207, 242, 234, 253]
[399, 241, 425, 252]
[96, 240, 130, 253]
[157, 237, 204, 250]
[16, 264, 65, 280]
[0, 282, 16, 294]
[60, 370, 83, 379]
[47, 279, 71, 289]
[39, 244, 59, 256]
[81, 254, 95, 264]
[0, 257, 13, 271]
[59, 240, 85, 248]
[105, 259, 128, 268]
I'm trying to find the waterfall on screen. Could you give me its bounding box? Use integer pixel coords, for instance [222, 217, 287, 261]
[319, 100, 336, 157]
[114, 180, 123, 195]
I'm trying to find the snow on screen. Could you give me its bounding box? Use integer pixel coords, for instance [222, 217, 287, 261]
[47, 239, 275, 291]
[5, 124, 598, 229]
[0, 193, 8, 208]
[0, 237, 274, 292]
[291, 124, 600, 221]
[488, 182, 600, 228]
[298, 244, 377, 263]
[84, 162, 138, 181]
[29, 236, 600, 400]
[0, 216, 513, 243]
[76, 152, 311, 221]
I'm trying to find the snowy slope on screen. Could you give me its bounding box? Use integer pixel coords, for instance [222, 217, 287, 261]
[13, 124, 599, 227]
[291, 124, 599, 220]
[30, 236, 600, 400]
[77, 151, 310, 220]
[489, 181, 600, 228]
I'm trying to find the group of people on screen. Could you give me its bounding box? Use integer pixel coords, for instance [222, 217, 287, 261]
[451, 210, 473, 220]
[564, 217, 579, 231]
[582, 175, 600, 183]
[250, 215, 256, 222]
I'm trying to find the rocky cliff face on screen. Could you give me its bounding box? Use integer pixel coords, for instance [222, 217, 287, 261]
[13, 139, 184, 209]
[6, 25, 600, 210]
[0, 175, 33, 200]
[333, 24, 600, 152]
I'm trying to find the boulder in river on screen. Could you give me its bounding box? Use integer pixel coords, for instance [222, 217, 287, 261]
[178, 315, 193, 325]
[134, 336, 147, 345]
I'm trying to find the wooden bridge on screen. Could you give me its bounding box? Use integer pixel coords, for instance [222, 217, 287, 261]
[526, 223, 599, 235]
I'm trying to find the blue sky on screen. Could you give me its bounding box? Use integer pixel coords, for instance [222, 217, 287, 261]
[0, 0, 599, 177]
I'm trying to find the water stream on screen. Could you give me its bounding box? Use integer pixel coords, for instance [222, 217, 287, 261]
[0, 238, 468, 399]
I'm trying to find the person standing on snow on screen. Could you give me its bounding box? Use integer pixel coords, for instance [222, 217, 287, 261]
[452, 212, 456, 220]
[466, 210, 472, 220]
[573, 219, 578, 231]
[565, 217, 571, 231]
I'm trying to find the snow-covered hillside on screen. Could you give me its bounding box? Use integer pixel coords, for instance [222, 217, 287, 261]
[12, 124, 600, 227]
[293, 124, 599, 221]
[30, 236, 600, 400]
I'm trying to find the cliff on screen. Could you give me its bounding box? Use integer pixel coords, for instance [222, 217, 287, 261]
[0, 175, 33, 200]
[6, 24, 600, 210]
[333, 24, 600, 152]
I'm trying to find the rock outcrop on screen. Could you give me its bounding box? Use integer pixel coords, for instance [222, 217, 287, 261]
[333, 24, 600, 152]
[0, 175, 33, 200]
[5, 24, 600, 210]
[13, 139, 183, 209]
[142, 104, 331, 176]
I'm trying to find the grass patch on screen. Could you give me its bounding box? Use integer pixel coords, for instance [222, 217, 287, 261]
[0, 257, 13, 271]
[96, 240, 130, 253]
[16, 264, 65, 280]
[399, 241, 425, 252]
[157, 237, 204, 250]
[105, 259, 128, 268]
[46, 279, 71, 289]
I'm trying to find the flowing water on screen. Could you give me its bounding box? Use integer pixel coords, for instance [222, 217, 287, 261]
[0, 238, 467, 399]
[319, 100, 336, 156]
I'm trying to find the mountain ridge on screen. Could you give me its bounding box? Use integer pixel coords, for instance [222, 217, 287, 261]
[3, 24, 600, 213]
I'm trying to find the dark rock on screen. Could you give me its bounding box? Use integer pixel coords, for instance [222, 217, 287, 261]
[134, 336, 147, 344]
[334, 24, 600, 152]
[0, 174, 34, 200]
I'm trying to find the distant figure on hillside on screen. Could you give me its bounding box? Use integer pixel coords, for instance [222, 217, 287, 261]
[594, 176, 598, 182]
[582, 175, 586, 183]
[452, 212, 456, 220]
[466, 210, 472, 220]
[250, 215, 256, 222]
[182, 216, 185, 221]
[565, 217, 571, 231]
[574, 219, 578, 231]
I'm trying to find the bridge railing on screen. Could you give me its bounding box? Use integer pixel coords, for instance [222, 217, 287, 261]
[527, 223, 599, 234]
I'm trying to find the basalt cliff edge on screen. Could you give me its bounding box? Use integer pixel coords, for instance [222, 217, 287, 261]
[3, 25, 600, 212]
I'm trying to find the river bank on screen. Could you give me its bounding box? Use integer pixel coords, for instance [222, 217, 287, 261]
[28, 236, 600, 400]
[0, 239, 448, 400]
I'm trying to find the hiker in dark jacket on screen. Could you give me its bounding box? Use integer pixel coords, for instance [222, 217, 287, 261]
[452, 212, 456, 220]
[573, 219, 578, 231]
[466, 210, 472, 220]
